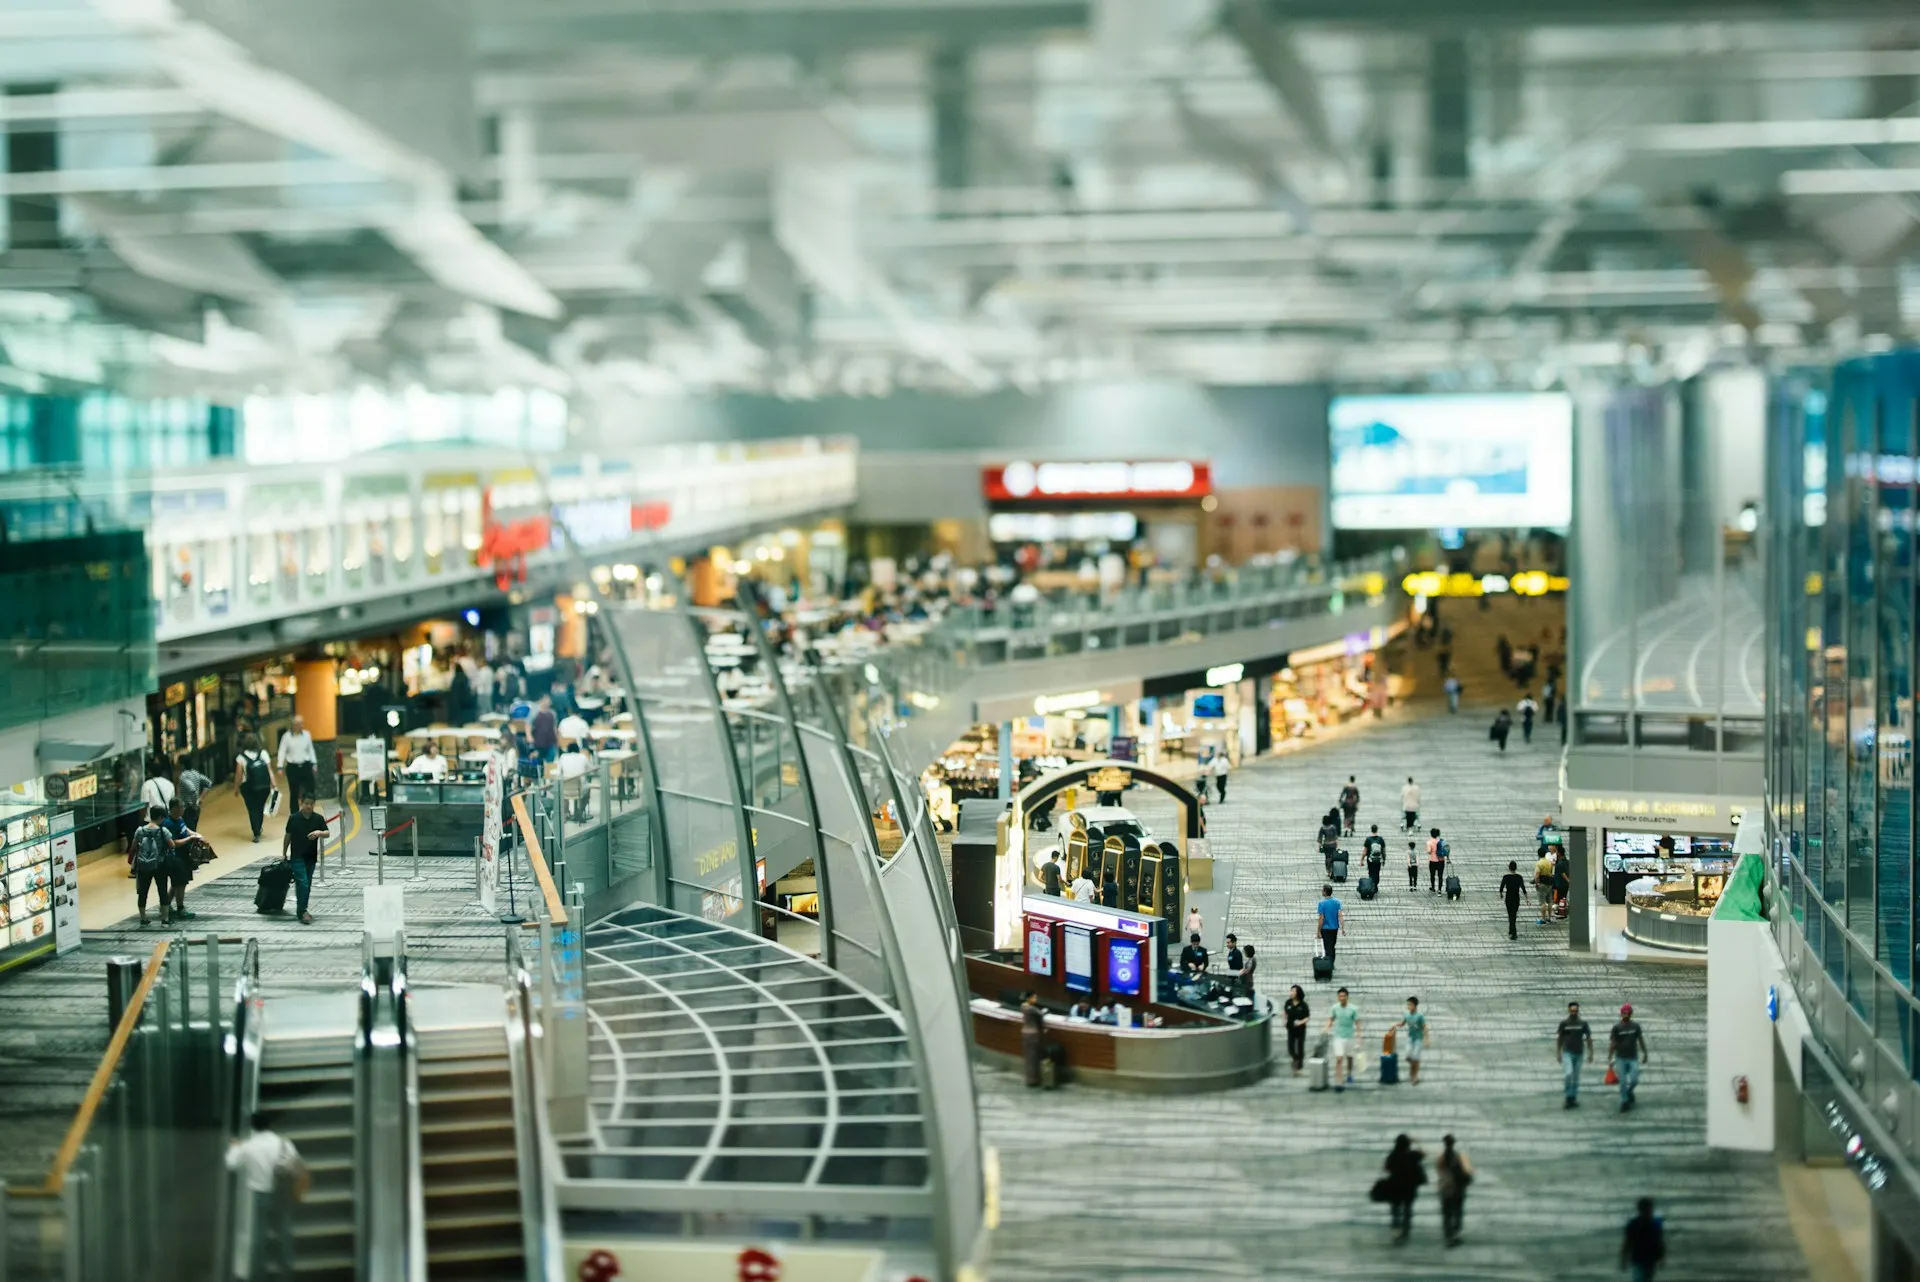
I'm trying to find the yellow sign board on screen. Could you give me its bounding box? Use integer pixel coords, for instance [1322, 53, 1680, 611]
[1087, 767, 1132, 794]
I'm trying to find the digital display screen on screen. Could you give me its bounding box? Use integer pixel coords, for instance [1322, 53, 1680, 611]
[1330, 393, 1573, 530]
[1026, 922, 1055, 976]
[1062, 926, 1094, 993]
[1191, 693, 1226, 719]
[1107, 939, 1143, 997]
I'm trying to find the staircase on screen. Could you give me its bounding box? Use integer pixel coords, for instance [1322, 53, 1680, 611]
[256, 1030, 358, 1281]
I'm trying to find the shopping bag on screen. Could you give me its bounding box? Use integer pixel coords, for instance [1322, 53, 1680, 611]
[1603, 1063, 1619, 1086]
[266, 787, 283, 818]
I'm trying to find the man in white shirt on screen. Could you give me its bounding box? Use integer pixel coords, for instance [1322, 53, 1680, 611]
[140, 768, 176, 816]
[1401, 776, 1421, 833]
[276, 717, 318, 809]
[227, 1113, 301, 1280]
[1068, 868, 1097, 903]
[558, 712, 591, 745]
[1211, 751, 1231, 803]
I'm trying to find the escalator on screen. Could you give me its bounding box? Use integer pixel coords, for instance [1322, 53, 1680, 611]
[252, 999, 361, 1281]
[410, 989, 527, 1279]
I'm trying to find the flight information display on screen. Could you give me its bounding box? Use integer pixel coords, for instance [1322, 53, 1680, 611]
[1329, 393, 1574, 530]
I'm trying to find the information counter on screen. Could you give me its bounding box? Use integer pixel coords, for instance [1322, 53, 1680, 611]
[966, 954, 1272, 1093]
[385, 775, 487, 857]
[1623, 872, 1723, 952]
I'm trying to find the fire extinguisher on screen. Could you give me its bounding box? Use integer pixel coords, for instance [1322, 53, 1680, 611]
[1734, 1075, 1750, 1105]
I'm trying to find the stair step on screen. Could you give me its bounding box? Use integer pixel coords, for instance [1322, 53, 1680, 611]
[422, 1175, 521, 1199]
[419, 1085, 514, 1107]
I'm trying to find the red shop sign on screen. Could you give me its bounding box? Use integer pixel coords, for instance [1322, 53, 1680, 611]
[630, 500, 671, 532]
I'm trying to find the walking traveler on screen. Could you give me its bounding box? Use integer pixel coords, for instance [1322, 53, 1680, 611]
[1364, 826, 1386, 886]
[1373, 1134, 1426, 1241]
[1100, 870, 1120, 908]
[235, 734, 276, 842]
[132, 806, 173, 928]
[1610, 1004, 1650, 1111]
[1434, 1135, 1473, 1246]
[277, 716, 318, 809]
[1069, 866, 1096, 903]
[1211, 751, 1230, 803]
[1406, 841, 1420, 891]
[1186, 904, 1204, 940]
[1499, 860, 1529, 939]
[1317, 811, 1341, 868]
[1535, 848, 1557, 924]
[1397, 996, 1428, 1084]
[227, 1113, 304, 1281]
[1339, 776, 1360, 835]
[1426, 828, 1447, 892]
[1542, 676, 1558, 725]
[1239, 943, 1256, 994]
[1443, 674, 1461, 712]
[1621, 1198, 1666, 1281]
[1519, 692, 1538, 743]
[1020, 993, 1047, 1088]
[1282, 985, 1310, 1073]
[162, 798, 198, 920]
[176, 764, 213, 832]
[139, 763, 176, 827]
[1315, 885, 1343, 966]
[1490, 708, 1513, 752]
[1400, 777, 1420, 831]
[281, 795, 329, 925]
[530, 695, 560, 763]
[1326, 988, 1362, 1089]
[1557, 1001, 1594, 1108]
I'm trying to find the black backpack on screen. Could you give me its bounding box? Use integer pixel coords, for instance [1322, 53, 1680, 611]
[134, 825, 170, 869]
[243, 751, 270, 790]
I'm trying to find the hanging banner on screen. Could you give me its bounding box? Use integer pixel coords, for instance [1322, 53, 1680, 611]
[479, 753, 503, 912]
[51, 820, 80, 956]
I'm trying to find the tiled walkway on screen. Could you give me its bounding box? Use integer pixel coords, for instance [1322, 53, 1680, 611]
[977, 695, 1809, 1281]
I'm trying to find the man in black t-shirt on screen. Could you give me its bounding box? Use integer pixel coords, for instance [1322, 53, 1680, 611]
[1498, 860, 1530, 939]
[282, 795, 330, 924]
[1039, 855, 1064, 897]
[1555, 1001, 1594, 1109]
[1179, 932, 1210, 978]
[1363, 825, 1387, 885]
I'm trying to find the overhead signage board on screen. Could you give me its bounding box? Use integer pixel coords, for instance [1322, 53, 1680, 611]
[1330, 393, 1573, 530]
[1561, 789, 1759, 834]
[983, 460, 1212, 503]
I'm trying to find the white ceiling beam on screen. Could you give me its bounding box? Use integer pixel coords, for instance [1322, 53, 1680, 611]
[0, 87, 201, 123]
[0, 159, 386, 197]
[1783, 168, 1920, 196]
[1638, 118, 1920, 152]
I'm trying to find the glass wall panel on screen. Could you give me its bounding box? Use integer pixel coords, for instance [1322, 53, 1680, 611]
[1845, 374, 1879, 952]
[1877, 383, 1915, 981]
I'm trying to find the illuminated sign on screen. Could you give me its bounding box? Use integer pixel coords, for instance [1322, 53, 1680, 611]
[1563, 790, 1759, 833]
[1206, 663, 1245, 687]
[1401, 570, 1569, 598]
[1087, 766, 1133, 794]
[552, 499, 633, 548]
[1033, 690, 1104, 716]
[1022, 894, 1154, 937]
[984, 460, 1212, 503]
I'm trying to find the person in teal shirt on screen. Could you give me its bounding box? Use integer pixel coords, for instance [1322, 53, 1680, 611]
[1396, 996, 1429, 1084]
[1325, 988, 1362, 1089]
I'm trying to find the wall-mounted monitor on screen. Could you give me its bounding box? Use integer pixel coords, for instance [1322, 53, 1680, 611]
[1062, 926, 1095, 993]
[1107, 938, 1143, 997]
[1329, 393, 1573, 531]
[1026, 921, 1055, 976]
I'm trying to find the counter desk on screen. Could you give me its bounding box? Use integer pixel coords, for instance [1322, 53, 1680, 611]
[384, 775, 488, 856]
[966, 955, 1272, 1094]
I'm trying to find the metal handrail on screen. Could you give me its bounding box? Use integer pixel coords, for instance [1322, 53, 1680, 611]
[504, 931, 565, 1282]
[395, 934, 425, 1282]
[215, 937, 265, 1282]
[3, 938, 172, 1201]
[512, 792, 569, 928]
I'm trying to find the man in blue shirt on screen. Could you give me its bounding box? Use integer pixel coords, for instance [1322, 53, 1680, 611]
[1316, 884, 1344, 965]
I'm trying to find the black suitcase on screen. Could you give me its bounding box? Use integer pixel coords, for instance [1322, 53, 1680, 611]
[1445, 873, 1462, 901]
[1312, 953, 1334, 980]
[256, 860, 293, 914]
[1330, 857, 1348, 883]
[1357, 876, 1378, 900]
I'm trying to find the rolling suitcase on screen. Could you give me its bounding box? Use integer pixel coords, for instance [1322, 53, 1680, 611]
[1445, 873, 1462, 901]
[1379, 1052, 1400, 1085]
[1312, 952, 1334, 981]
[1330, 857, 1349, 883]
[1357, 876, 1377, 900]
[255, 860, 293, 914]
[1307, 1056, 1330, 1090]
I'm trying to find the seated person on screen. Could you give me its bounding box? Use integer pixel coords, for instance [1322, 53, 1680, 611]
[558, 711, 592, 743]
[556, 744, 593, 780]
[1179, 931, 1209, 978]
[406, 743, 448, 779]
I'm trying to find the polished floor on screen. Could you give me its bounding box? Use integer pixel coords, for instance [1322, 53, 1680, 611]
[977, 641, 1808, 1281]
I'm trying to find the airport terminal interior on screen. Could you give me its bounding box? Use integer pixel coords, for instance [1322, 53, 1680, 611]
[3, 0, 1920, 1279]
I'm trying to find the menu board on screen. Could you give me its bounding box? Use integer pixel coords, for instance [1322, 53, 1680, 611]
[0, 810, 58, 968]
[51, 822, 79, 954]
[1062, 926, 1094, 994]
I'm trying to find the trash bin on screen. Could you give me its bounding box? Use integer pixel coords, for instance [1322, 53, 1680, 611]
[106, 955, 144, 1030]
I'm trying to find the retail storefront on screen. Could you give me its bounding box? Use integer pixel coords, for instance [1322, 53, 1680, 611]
[1560, 789, 1757, 954]
[1264, 625, 1405, 747]
[981, 460, 1213, 581]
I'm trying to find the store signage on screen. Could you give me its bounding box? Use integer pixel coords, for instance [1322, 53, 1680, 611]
[1562, 789, 1760, 833]
[553, 498, 633, 548]
[983, 460, 1212, 503]
[65, 774, 97, 801]
[1023, 895, 1155, 938]
[1033, 690, 1104, 716]
[1142, 654, 1290, 700]
[1206, 663, 1245, 687]
[1087, 766, 1133, 794]
[631, 500, 671, 531]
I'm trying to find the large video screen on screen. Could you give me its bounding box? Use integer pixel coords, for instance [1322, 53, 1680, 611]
[1329, 393, 1573, 530]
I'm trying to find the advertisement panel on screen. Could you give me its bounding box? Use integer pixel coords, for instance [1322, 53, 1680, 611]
[1329, 393, 1573, 530]
[479, 753, 502, 913]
